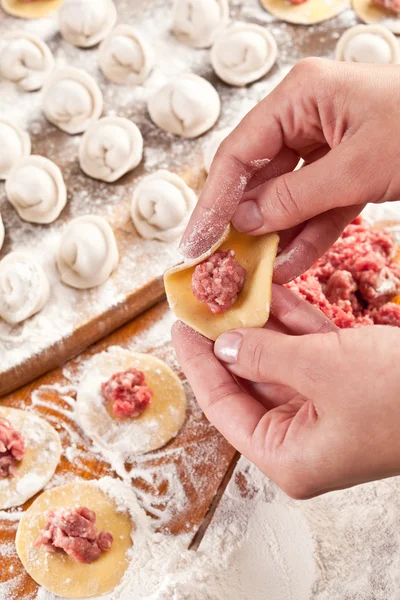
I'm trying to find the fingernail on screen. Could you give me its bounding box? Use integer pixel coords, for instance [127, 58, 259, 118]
[214, 332, 242, 363]
[232, 201, 263, 232]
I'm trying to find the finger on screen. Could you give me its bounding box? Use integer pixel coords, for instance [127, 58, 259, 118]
[245, 146, 300, 193]
[171, 321, 266, 455]
[239, 378, 299, 409]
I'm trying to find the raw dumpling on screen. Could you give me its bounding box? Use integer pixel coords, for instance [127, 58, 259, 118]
[1, 0, 62, 18]
[148, 73, 220, 138]
[336, 24, 400, 63]
[0, 119, 31, 180]
[172, 0, 229, 48]
[0, 30, 54, 91]
[0, 215, 4, 252]
[42, 67, 103, 134]
[131, 170, 197, 242]
[57, 215, 119, 289]
[0, 252, 50, 324]
[353, 0, 400, 34]
[59, 0, 117, 48]
[211, 23, 278, 86]
[203, 127, 232, 173]
[6, 156, 67, 224]
[260, 0, 349, 25]
[79, 116, 144, 182]
[99, 25, 154, 85]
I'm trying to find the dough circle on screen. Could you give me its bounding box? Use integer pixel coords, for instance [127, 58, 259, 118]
[203, 127, 232, 173]
[42, 67, 103, 135]
[0, 252, 50, 324]
[79, 117, 144, 183]
[6, 155, 67, 224]
[0, 119, 31, 180]
[260, 0, 350, 25]
[1, 0, 62, 19]
[0, 406, 61, 509]
[0, 215, 4, 252]
[16, 479, 138, 599]
[75, 347, 187, 455]
[0, 30, 54, 92]
[352, 0, 400, 34]
[336, 24, 400, 63]
[59, 0, 117, 48]
[172, 0, 230, 48]
[57, 215, 119, 289]
[131, 170, 197, 242]
[148, 73, 220, 138]
[99, 25, 154, 85]
[165, 227, 280, 340]
[211, 22, 278, 86]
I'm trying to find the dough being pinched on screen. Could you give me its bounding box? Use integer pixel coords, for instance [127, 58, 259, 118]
[59, 0, 117, 48]
[0, 30, 54, 91]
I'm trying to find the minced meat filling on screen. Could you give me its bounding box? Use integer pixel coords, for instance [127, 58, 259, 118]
[101, 368, 153, 419]
[286, 217, 400, 328]
[34, 506, 113, 564]
[290, 0, 308, 4]
[373, 0, 400, 13]
[191, 249, 247, 314]
[0, 418, 25, 479]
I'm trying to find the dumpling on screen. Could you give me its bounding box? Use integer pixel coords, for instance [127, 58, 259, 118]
[131, 170, 197, 242]
[0, 215, 4, 252]
[99, 25, 154, 85]
[57, 215, 119, 289]
[79, 116, 143, 182]
[0, 119, 31, 180]
[59, 0, 117, 48]
[0, 252, 50, 324]
[0, 30, 54, 92]
[42, 68, 103, 134]
[171, 0, 229, 48]
[211, 23, 278, 86]
[203, 127, 232, 173]
[336, 24, 400, 64]
[148, 74, 220, 138]
[6, 156, 67, 224]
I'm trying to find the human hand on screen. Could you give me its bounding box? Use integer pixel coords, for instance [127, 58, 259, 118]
[180, 60, 400, 283]
[172, 285, 400, 498]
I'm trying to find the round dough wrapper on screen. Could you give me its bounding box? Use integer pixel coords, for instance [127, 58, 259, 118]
[353, 0, 400, 34]
[260, 0, 350, 25]
[1, 0, 62, 18]
[75, 348, 187, 455]
[6, 155, 67, 224]
[148, 73, 221, 138]
[211, 22, 278, 87]
[42, 67, 103, 135]
[79, 116, 144, 183]
[165, 227, 280, 341]
[0, 406, 61, 510]
[16, 479, 140, 599]
[0, 119, 31, 181]
[172, 0, 230, 48]
[336, 24, 400, 63]
[203, 127, 232, 173]
[99, 25, 154, 85]
[59, 0, 117, 48]
[0, 215, 4, 252]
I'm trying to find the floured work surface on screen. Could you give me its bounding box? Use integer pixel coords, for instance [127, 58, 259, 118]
[0, 301, 237, 599]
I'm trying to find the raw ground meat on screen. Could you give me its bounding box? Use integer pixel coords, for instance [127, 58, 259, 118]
[101, 368, 153, 419]
[290, 0, 308, 4]
[373, 0, 400, 13]
[286, 217, 400, 328]
[191, 249, 247, 314]
[34, 506, 113, 564]
[0, 418, 25, 479]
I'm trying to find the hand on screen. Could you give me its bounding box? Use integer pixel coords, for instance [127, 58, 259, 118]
[172, 285, 400, 499]
[180, 60, 400, 283]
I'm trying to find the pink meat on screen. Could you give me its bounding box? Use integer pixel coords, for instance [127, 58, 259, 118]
[0, 418, 25, 479]
[290, 0, 308, 4]
[373, 0, 400, 13]
[191, 249, 247, 314]
[34, 506, 113, 564]
[101, 368, 153, 419]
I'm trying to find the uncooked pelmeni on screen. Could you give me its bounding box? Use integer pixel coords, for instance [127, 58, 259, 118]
[42, 67, 103, 134]
[57, 215, 119, 289]
[99, 25, 154, 85]
[59, 0, 117, 48]
[172, 0, 229, 48]
[131, 170, 197, 242]
[0, 119, 31, 180]
[211, 23, 278, 86]
[0, 30, 54, 92]
[79, 117, 143, 182]
[6, 156, 67, 224]
[203, 127, 233, 173]
[0, 215, 4, 252]
[148, 74, 220, 138]
[0, 252, 50, 325]
[336, 24, 400, 63]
